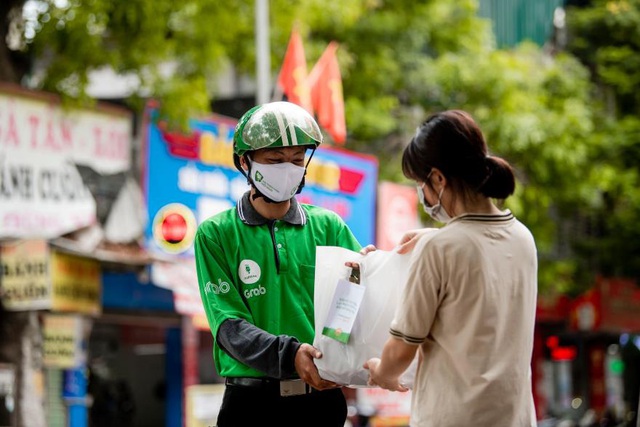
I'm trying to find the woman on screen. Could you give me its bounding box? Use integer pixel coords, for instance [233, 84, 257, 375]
[364, 110, 538, 426]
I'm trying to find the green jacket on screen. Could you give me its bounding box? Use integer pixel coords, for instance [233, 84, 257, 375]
[195, 192, 361, 378]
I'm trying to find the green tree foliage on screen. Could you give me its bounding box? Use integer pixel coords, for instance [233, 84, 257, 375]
[566, 0, 640, 115]
[565, 0, 640, 282]
[4, 0, 369, 125]
[307, 1, 599, 292]
[10, 0, 256, 124]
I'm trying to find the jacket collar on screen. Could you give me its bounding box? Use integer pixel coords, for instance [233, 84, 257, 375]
[450, 210, 514, 225]
[236, 191, 307, 226]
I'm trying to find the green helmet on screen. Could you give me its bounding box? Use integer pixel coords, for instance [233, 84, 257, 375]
[233, 101, 323, 157]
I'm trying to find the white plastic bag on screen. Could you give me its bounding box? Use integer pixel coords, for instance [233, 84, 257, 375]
[313, 246, 418, 388]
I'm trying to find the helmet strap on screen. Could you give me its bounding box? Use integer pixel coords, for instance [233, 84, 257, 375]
[251, 187, 279, 204]
[295, 147, 316, 195]
[233, 153, 248, 180]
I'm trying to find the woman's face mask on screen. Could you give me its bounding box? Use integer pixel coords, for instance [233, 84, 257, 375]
[417, 173, 452, 223]
[249, 161, 306, 202]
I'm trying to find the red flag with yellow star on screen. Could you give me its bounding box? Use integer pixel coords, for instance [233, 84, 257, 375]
[276, 28, 313, 113]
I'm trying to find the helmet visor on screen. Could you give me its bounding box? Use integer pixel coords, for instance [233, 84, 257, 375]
[242, 102, 322, 150]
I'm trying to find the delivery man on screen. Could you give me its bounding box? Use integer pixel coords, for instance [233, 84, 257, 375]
[195, 101, 361, 426]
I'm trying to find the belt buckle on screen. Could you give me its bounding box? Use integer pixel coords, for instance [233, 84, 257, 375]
[279, 379, 308, 397]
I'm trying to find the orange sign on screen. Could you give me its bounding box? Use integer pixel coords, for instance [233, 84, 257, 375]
[357, 387, 412, 426]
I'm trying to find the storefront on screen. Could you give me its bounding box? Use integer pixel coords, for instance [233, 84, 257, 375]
[0, 240, 103, 427]
[0, 83, 139, 427]
[532, 277, 640, 424]
[87, 268, 182, 427]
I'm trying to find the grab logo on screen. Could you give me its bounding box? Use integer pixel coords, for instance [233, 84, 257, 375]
[244, 285, 267, 299]
[238, 260, 261, 284]
[205, 278, 230, 295]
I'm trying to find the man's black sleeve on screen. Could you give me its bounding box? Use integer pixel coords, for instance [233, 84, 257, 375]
[216, 318, 302, 379]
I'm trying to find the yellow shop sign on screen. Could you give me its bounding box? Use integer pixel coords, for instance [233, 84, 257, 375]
[0, 240, 51, 310]
[43, 314, 85, 368]
[50, 251, 101, 315]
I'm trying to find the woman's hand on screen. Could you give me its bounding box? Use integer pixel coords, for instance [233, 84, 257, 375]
[397, 229, 436, 254]
[359, 244, 376, 255]
[363, 358, 408, 392]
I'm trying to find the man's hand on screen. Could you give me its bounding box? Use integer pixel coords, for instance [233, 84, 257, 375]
[344, 244, 377, 278]
[294, 343, 341, 391]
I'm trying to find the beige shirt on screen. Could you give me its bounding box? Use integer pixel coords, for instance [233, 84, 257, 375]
[391, 211, 537, 427]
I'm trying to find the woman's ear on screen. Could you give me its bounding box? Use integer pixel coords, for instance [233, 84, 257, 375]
[431, 168, 447, 187]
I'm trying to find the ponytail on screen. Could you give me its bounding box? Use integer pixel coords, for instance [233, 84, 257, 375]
[478, 156, 516, 199]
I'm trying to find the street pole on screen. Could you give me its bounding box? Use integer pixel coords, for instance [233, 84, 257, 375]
[255, 0, 270, 105]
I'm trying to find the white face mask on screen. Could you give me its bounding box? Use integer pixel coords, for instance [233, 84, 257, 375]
[250, 161, 306, 202]
[417, 182, 452, 224]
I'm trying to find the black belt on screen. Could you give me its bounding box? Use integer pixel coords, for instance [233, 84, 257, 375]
[225, 377, 317, 396]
